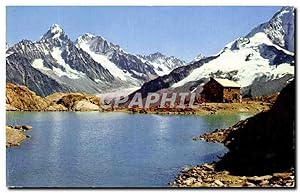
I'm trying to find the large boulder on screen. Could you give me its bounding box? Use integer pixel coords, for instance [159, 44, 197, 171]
[54, 93, 100, 111]
[73, 100, 100, 111]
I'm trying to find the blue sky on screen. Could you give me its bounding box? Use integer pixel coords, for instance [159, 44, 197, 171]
[6, 6, 281, 61]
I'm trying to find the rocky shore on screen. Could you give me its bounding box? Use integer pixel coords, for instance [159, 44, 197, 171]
[171, 163, 294, 187]
[192, 118, 249, 143]
[172, 80, 295, 188]
[6, 125, 32, 148]
[103, 101, 271, 115]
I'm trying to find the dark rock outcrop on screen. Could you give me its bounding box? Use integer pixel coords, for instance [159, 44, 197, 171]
[215, 80, 295, 176]
[173, 80, 295, 187]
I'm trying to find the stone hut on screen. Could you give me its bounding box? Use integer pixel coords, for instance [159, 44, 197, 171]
[201, 78, 241, 103]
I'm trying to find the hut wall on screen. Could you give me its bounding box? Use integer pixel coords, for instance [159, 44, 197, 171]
[223, 87, 241, 102]
[202, 80, 224, 102]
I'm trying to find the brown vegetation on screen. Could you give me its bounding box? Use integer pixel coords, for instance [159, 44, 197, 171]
[6, 83, 48, 111]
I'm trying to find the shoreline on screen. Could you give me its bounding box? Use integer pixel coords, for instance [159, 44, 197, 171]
[6, 101, 271, 116]
[172, 120, 295, 187]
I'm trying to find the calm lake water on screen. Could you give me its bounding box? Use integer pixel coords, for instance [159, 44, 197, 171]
[6, 112, 252, 187]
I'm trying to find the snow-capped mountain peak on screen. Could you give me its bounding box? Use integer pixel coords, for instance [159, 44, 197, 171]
[276, 6, 294, 17]
[50, 24, 63, 34]
[76, 33, 98, 43]
[147, 52, 164, 59]
[137, 52, 186, 76]
[80, 33, 96, 40]
[76, 34, 125, 56]
[190, 53, 206, 63]
[246, 6, 294, 52]
[41, 24, 68, 41]
[171, 6, 295, 95]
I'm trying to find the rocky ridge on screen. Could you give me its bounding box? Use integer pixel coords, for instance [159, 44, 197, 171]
[7, 24, 186, 97]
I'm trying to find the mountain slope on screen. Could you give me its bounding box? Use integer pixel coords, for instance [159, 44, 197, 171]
[75, 33, 158, 82]
[76, 34, 186, 81]
[131, 6, 295, 98]
[7, 24, 186, 96]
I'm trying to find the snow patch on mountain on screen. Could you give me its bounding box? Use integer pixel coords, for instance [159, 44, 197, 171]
[138, 57, 171, 76]
[246, 32, 293, 55]
[94, 79, 102, 83]
[32, 59, 51, 71]
[51, 47, 86, 79]
[77, 40, 132, 81]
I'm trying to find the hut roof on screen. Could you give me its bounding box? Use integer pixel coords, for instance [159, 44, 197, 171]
[213, 78, 240, 88]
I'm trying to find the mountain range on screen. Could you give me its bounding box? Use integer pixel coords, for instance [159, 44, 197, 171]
[6, 6, 294, 98]
[6, 24, 186, 96]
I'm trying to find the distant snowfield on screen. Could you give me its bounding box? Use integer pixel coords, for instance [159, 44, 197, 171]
[138, 57, 172, 76]
[78, 41, 134, 81]
[172, 32, 294, 88]
[149, 59, 173, 76]
[96, 87, 140, 103]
